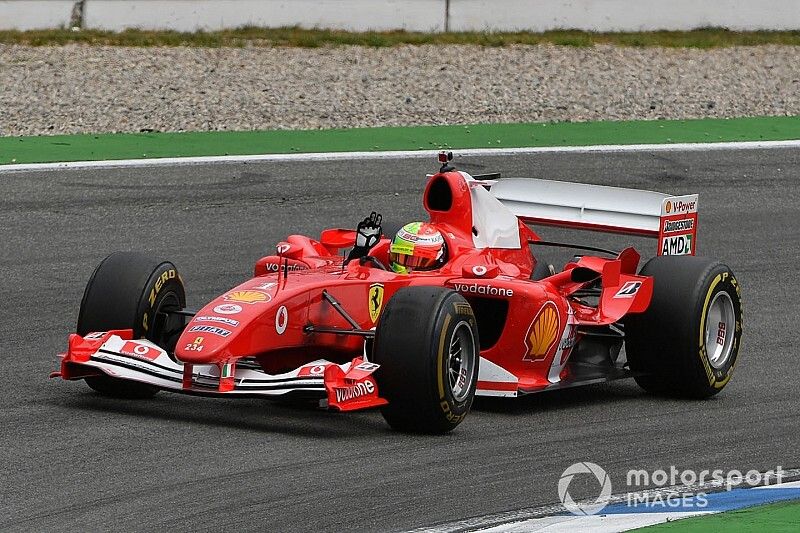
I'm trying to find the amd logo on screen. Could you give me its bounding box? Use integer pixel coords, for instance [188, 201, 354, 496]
[661, 234, 693, 256]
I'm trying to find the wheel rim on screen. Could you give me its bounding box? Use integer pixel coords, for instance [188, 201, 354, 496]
[448, 321, 476, 402]
[705, 291, 736, 369]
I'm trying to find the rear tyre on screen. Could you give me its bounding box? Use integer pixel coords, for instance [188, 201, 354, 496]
[372, 287, 479, 434]
[77, 252, 187, 399]
[625, 256, 742, 398]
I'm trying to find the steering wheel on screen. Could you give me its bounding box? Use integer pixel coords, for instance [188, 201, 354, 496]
[359, 255, 389, 271]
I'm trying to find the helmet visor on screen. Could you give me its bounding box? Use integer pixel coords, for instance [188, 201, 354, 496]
[389, 251, 441, 271]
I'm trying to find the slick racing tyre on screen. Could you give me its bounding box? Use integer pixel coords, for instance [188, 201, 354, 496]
[372, 287, 479, 434]
[625, 256, 742, 398]
[77, 252, 187, 398]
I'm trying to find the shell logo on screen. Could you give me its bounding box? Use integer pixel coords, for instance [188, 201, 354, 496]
[524, 302, 560, 361]
[224, 290, 270, 304]
[665, 200, 673, 214]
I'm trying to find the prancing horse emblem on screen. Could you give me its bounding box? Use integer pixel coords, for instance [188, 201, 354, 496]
[368, 283, 384, 323]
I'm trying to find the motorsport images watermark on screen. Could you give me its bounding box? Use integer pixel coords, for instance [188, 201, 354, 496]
[558, 462, 786, 515]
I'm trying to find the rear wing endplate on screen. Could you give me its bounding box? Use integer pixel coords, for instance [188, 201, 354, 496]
[489, 178, 698, 256]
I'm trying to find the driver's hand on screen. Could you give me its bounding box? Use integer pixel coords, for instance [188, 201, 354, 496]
[355, 212, 382, 249]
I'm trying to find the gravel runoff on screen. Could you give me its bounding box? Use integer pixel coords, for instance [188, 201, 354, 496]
[1, 43, 799, 136]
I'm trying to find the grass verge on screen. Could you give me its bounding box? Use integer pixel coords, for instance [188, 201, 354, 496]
[635, 500, 800, 532]
[2, 27, 800, 48]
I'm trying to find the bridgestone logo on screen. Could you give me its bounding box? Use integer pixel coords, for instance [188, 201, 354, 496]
[453, 283, 514, 297]
[334, 380, 375, 403]
[663, 219, 695, 233]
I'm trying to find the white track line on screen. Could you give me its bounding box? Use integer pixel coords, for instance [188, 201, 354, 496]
[478, 511, 714, 533]
[1, 139, 799, 173]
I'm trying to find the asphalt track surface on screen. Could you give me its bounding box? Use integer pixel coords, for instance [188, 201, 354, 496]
[2, 148, 798, 531]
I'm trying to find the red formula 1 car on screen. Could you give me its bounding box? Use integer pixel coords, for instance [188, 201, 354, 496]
[54, 152, 743, 433]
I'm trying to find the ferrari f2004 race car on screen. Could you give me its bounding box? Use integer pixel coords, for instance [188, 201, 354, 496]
[54, 152, 743, 434]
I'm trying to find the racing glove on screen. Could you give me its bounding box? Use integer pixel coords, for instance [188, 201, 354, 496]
[347, 212, 383, 263]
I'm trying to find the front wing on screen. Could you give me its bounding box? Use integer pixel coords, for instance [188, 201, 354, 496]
[53, 331, 387, 411]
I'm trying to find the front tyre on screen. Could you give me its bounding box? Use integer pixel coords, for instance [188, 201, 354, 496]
[372, 287, 479, 434]
[77, 252, 187, 398]
[625, 256, 743, 398]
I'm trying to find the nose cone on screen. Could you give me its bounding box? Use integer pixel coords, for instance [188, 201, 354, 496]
[175, 281, 279, 363]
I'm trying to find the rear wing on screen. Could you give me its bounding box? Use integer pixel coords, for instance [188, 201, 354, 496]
[489, 178, 698, 256]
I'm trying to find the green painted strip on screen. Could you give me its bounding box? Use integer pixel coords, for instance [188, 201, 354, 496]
[1, 116, 799, 165]
[5, 27, 800, 48]
[635, 500, 800, 532]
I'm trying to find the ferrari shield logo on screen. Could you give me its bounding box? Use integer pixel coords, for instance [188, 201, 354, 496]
[368, 283, 384, 323]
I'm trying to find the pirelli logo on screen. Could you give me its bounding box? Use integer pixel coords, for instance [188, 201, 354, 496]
[454, 302, 475, 317]
[663, 218, 695, 233]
